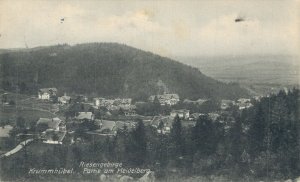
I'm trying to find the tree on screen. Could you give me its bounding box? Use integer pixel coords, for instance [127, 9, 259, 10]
[113, 129, 129, 162]
[229, 116, 244, 163]
[51, 95, 58, 103]
[127, 119, 147, 166]
[52, 133, 59, 141]
[170, 115, 184, 158]
[191, 114, 216, 156]
[118, 108, 125, 116]
[158, 121, 164, 130]
[153, 96, 161, 115]
[9, 100, 15, 106]
[16, 117, 26, 129]
[36, 123, 48, 132]
[65, 103, 82, 118]
[28, 121, 37, 132]
[88, 106, 94, 113]
[248, 104, 267, 156]
[2, 94, 8, 103]
[19, 82, 27, 93]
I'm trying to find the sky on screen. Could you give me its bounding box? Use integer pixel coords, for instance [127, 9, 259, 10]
[0, 0, 299, 57]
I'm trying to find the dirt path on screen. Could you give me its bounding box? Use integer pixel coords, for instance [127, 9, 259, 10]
[1, 139, 34, 158]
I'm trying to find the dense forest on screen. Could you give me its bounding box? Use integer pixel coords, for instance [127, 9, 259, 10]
[0, 89, 299, 181]
[0, 43, 249, 100]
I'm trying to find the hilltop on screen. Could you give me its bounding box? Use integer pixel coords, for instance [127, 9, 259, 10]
[0, 43, 249, 100]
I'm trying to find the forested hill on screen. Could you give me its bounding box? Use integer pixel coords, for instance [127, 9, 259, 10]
[0, 43, 249, 100]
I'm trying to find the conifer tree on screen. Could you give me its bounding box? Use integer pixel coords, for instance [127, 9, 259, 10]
[128, 119, 147, 166]
[191, 114, 215, 156]
[170, 115, 184, 158]
[248, 104, 267, 156]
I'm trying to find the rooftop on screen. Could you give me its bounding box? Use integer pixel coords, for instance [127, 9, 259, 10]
[39, 88, 57, 94]
[37, 117, 62, 130]
[151, 116, 174, 128]
[76, 112, 93, 120]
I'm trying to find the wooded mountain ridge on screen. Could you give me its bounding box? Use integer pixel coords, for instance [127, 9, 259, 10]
[0, 43, 249, 100]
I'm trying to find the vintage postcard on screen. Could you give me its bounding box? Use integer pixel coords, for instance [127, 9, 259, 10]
[0, 0, 299, 181]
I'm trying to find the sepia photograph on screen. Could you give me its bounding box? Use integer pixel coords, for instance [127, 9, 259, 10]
[0, 0, 299, 181]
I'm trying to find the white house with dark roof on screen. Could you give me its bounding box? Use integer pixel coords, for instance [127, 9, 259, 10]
[38, 88, 57, 100]
[236, 98, 253, 110]
[170, 109, 190, 119]
[58, 93, 71, 104]
[149, 94, 180, 106]
[93, 97, 114, 108]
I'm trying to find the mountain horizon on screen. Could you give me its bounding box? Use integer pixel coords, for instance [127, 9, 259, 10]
[0, 42, 249, 100]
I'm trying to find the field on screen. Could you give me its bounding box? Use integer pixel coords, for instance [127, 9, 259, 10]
[0, 92, 60, 125]
[177, 55, 299, 87]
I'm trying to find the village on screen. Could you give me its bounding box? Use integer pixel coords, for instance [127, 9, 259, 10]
[0, 86, 256, 155]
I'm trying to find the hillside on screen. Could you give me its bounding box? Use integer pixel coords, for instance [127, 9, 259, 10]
[0, 43, 249, 100]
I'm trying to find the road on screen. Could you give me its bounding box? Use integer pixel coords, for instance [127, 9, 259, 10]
[1, 139, 34, 158]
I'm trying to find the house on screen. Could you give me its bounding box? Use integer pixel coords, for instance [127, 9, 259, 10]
[36, 117, 64, 131]
[0, 125, 13, 138]
[94, 120, 135, 135]
[36, 117, 66, 144]
[208, 113, 220, 121]
[119, 104, 136, 116]
[38, 88, 57, 100]
[237, 98, 251, 103]
[253, 96, 262, 101]
[151, 116, 174, 134]
[94, 97, 136, 116]
[170, 109, 190, 119]
[113, 98, 132, 105]
[75, 95, 88, 103]
[135, 101, 146, 106]
[86, 120, 136, 137]
[221, 100, 235, 110]
[93, 97, 115, 108]
[237, 98, 253, 110]
[58, 93, 71, 104]
[93, 97, 103, 107]
[149, 94, 180, 106]
[124, 110, 136, 116]
[98, 120, 116, 134]
[183, 99, 207, 105]
[238, 103, 253, 110]
[42, 130, 66, 144]
[189, 113, 205, 121]
[94, 97, 133, 110]
[115, 121, 136, 131]
[117, 100, 135, 110]
[75, 112, 94, 121]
